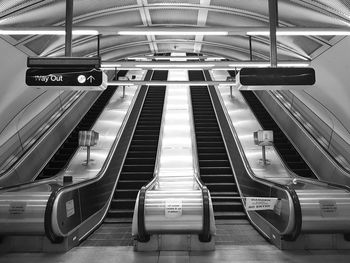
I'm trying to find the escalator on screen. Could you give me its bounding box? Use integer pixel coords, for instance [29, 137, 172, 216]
[189, 70, 246, 221]
[36, 71, 128, 180]
[239, 90, 317, 179]
[82, 70, 168, 246]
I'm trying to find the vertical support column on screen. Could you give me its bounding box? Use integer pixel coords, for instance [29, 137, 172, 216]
[249, 36, 253, 61]
[268, 0, 278, 67]
[97, 34, 101, 57]
[262, 145, 267, 165]
[65, 0, 74, 57]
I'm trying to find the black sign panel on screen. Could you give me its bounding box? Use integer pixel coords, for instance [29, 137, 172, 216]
[239, 67, 315, 86]
[26, 68, 103, 87]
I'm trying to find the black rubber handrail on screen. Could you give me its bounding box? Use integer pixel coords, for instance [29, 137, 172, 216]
[136, 187, 150, 242]
[198, 186, 211, 242]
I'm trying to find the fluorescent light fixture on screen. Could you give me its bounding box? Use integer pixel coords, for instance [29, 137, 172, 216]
[73, 30, 99, 35]
[0, 29, 98, 35]
[247, 29, 350, 36]
[118, 30, 228, 36]
[277, 30, 350, 36]
[101, 63, 122, 68]
[228, 62, 310, 68]
[135, 63, 215, 68]
[102, 67, 143, 70]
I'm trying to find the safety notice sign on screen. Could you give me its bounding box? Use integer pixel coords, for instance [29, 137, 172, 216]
[245, 197, 278, 211]
[165, 199, 182, 218]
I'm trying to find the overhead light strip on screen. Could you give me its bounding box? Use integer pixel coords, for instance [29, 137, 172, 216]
[101, 61, 310, 69]
[1, 27, 350, 36]
[134, 63, 216, 68]
[247, 29, 350, 36]
[0, 29, 99, 35]
[118, 31, 228, 36]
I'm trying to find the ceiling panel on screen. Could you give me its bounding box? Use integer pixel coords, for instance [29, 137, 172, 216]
[155, 35, 195, 41]
[148, 0, 200, 4]
[149, 8, 198, 25]
[206, 10, 267, 26]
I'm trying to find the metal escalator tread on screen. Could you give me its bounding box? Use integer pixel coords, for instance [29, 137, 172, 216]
[106, 71, 167, 224]
[190, 81, 246, 221]
[35, 70, 129, 181]
[240, 90, 317, 179]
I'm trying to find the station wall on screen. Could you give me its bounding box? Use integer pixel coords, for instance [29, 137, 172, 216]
[292, 36, 350, 140]
[0, 38, 64, 145]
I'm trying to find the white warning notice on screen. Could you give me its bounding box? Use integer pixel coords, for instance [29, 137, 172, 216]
[165, 199, 182, 218]
[66, 199, 75, 218]
[319, 200, 337, 217]
[245, 197, 278, 211]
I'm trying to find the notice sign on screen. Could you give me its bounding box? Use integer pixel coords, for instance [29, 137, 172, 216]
[245, 197, 278, 211]
[165, 199, 182, 218]
[319, 200, 337, 217]
[66, 199, 75, 218]
[9, 202, 26, 215]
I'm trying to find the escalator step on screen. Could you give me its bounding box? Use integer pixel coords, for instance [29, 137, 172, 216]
[205, 182, 237, 192]
[200, 167, 233, 175]
[124, 158, 156, 165]
[212, 202, 244, 212]
[108, 209, 134, 218]
[201, 174, 234, 183]
[119, 171, 153, 179]
[121, 165, 155, 173]
[198, 153, 229, 160]
[126, 151, 156, 158]
[110, 199, 136, 210]
[114, 189, 140, 199]
[197, 147, 227, 153]
[199, 160, 231, 167]
[215, 211, 246, 220]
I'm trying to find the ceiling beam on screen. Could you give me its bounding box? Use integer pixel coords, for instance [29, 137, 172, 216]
[2, 26, 350, 36]
[194, 0, 210, 53]
[137, 0, 158, 53]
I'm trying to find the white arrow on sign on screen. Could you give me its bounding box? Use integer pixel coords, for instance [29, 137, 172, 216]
[87, 75, 95, 83]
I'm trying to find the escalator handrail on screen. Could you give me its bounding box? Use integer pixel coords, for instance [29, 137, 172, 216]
[205, 70, 302, 240]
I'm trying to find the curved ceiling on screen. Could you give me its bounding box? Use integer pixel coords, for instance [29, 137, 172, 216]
[0, 0, 349, 61]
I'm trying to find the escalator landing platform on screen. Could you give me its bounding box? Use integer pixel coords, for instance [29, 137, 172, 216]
[2, 240, 350, 263]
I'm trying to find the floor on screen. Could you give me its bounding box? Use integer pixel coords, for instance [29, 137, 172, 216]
[2, 222, 350, 263]
[2, 244, 350, 263]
